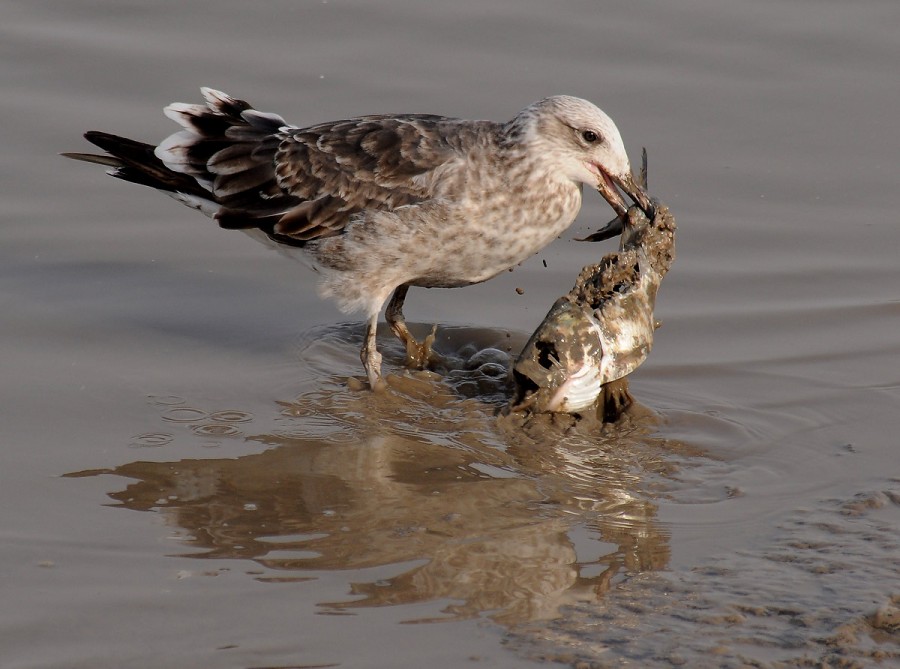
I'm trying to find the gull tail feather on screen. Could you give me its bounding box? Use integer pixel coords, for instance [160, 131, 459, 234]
[65, 131, 210, 195]
[62, 88, 301, 234]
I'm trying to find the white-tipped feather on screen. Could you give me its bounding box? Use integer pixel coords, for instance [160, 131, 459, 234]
[241, 109, 287, 128]
[163, 102, 207, 128]
[155, 130, 201, 168]
[201, 87, 237, 108]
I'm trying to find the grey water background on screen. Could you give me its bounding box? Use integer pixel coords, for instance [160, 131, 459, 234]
[3, 1, 899, 667]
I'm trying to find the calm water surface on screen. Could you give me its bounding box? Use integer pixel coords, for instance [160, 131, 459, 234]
[2, 1, 899, 667]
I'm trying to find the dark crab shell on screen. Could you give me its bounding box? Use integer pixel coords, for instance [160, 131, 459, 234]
[511, 204, 676, 415]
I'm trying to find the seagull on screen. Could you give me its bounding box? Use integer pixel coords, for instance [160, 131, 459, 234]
[64, 88, 650, 388]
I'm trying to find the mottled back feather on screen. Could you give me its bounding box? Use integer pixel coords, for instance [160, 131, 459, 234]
[68, 89, 474, 248]
[269, 115, 462, 240]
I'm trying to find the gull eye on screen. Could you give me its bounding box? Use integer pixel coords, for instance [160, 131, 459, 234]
[581, 129, 601, 144]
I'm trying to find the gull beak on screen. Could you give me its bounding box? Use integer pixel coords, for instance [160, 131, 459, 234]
[581, 149, 653, 242]
[593, 166, 651, 217]
[614, 170, 652, 215]
[593, 166, 629, 217]
[595, 148, 652, 216]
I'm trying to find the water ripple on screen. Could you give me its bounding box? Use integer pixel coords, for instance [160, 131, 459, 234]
[160, 407, 209, 423]
[128, 432, 174, 448]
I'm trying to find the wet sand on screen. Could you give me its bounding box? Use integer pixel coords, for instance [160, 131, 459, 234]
[3, 1, 900, 667]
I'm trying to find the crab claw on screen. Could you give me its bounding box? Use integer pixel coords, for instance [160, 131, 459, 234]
[576, 214, 626, 242]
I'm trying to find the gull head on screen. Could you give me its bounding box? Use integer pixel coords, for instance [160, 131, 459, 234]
[514, 95, 651, 216]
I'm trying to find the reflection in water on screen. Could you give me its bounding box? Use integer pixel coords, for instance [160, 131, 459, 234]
[68, 326, 693, 624]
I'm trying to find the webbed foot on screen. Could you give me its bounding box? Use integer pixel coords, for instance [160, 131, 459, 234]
[401, 324, 439, 370]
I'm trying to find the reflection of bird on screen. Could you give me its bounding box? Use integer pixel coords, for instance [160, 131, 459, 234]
[69, 384, 673, 623]
[64, 88, 648, 387]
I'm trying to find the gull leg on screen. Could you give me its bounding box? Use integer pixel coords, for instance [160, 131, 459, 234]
[385, 284, 437, 369]
[360, 312, 384, 390]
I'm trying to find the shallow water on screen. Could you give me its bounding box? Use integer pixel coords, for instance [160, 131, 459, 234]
[3, 1, 900, 667]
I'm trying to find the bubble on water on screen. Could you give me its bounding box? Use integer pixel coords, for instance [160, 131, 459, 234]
[456, 343, 479, 360]
[477, 362, 509, 379]
[465, 347, 511, 370]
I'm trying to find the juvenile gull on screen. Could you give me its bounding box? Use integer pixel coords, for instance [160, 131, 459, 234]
[64, 88, 650, 388]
